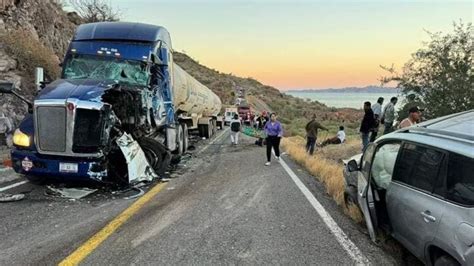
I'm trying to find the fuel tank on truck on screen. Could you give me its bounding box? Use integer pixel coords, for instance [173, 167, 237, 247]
[172, 63, 222, 117]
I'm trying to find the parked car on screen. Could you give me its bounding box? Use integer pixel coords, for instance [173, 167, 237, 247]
[343, 110, 474, 266]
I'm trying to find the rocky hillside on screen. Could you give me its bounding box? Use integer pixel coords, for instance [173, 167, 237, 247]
[0, 0, 81, 124]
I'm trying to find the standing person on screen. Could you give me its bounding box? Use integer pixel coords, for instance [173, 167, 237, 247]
[305, 114, 328, 155]
[321, 126, 346, 147]
[381, 97, 398, 134]
[360, 101, 376, 151]
[264, 113, 283, 166]
[229, 114, 241, 145]
[399, 107, 422, 129]
[370, 97, 384, 142]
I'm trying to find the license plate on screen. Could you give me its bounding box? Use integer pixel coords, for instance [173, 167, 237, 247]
[59, 163, 78, 173]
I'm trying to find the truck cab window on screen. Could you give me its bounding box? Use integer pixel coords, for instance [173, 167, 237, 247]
[393, 143, 444, 192]
[446, 153, 474, 206]
[63, 54, 149, 86]
[371, 143, 401, 189]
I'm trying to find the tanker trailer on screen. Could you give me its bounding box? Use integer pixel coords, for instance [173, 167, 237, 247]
[2, 22, 222, 184]
[172, 63, 222, 148]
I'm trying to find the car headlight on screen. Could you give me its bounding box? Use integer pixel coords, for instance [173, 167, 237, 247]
[13, 129, 31, 147]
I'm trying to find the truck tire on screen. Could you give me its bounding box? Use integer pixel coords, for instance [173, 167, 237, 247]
[434, 255, 459, 266]
[138, 137, 169, 176]
[174, 124, 184, 155]
[182, 123, 189, 152]
[198, 123, 212, 139]
[212, 119, 217, 135]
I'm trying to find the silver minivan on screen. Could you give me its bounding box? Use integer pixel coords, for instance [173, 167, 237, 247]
[344, 110, 474, 265]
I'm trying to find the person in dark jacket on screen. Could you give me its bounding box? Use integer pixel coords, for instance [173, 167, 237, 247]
[360, 101, 376, 151]
[305, 114, 328, 155]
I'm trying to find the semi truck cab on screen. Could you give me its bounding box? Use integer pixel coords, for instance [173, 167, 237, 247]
[4, 22, 222, 184]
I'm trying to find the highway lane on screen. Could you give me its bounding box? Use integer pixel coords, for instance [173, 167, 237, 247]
[0, 130, 397, 265]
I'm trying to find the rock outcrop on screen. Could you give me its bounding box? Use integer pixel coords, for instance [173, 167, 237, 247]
[0, 0, 80, 127]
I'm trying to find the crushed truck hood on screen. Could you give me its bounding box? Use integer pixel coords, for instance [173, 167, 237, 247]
[37, 79, 120, 102]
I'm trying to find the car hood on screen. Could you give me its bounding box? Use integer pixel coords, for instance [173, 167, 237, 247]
[36, 79, 120, 102]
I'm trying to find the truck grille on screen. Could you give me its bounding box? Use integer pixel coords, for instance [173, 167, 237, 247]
[36, 106, 67, 152]
[73, 109, 103, 153]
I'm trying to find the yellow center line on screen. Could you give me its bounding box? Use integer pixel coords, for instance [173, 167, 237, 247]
[58, 182, 168, 266]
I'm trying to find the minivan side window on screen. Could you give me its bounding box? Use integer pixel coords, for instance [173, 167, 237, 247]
[392, 143, 445, 192]
[361, 144, 376, 179]
[371, 143, 401, 189]
[446, 153, 474, 206]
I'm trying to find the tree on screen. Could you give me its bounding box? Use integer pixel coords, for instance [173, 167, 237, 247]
[381, 22, 473, 119]
[68, 0, 120, 23]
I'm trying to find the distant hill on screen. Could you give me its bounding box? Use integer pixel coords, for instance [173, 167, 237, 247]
[286, 86, 400, 94]
[173, 52, 364, 136]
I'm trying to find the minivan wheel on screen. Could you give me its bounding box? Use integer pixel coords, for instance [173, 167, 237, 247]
[434, 255, 460, 266]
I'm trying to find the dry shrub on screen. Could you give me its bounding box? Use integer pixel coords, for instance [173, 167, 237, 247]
[3, 29, 61, 83]
[344, 203, 364, 223]
[282, 136, 364, 222]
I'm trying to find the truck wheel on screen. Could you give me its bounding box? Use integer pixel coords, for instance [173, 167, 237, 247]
[212, 120, 217, 135]
[434, 255, 459, 266]
[181, 123, 189, 152]
[138, 137, 169, 176]
[174, 124, 184, 155]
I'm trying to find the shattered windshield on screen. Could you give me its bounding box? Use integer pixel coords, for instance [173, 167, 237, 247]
[62, 55, 149, 86]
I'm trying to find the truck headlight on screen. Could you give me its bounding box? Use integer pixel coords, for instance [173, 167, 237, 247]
[13, 129, 31, 147]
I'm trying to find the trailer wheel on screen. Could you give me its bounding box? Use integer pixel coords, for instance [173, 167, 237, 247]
[138, 137, 169, 176]
[212, 119, 217, 135]
[182, 123, 189, 152]
[174, 124, 185, 155]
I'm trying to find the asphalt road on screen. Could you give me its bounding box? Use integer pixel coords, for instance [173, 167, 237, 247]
[0, 129, 402, 265]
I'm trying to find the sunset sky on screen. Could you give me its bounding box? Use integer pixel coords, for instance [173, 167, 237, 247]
[111, 0, 472, 90]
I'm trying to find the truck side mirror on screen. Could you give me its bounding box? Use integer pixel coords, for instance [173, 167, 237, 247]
[35, 67, 44, 92]
[347, 159, 359, 172]
[0, 81, 33, 113]
[0, 82, 14, 93]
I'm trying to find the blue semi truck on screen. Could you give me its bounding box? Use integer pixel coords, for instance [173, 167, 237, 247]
[0, 22, 222, 184]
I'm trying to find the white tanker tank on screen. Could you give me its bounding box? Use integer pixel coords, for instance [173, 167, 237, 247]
[172, 63, 222, 117]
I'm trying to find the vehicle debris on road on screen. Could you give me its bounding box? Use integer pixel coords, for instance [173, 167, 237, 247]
[0, 192, 25, 202]
[46, 186, 98, 200]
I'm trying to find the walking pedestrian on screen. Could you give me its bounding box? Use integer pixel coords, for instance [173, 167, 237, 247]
[370, 97, 384, 142]
[360, 101, 376, 151]
[399, 106, 422, 129]
[230, 114, 241, 145]
[381, 97, 397, 134]
[305, 114, 328, 155]
[264, 113, 283, 166]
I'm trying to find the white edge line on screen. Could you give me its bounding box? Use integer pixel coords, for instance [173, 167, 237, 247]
[0, 180, 29, 192]
[279, 157, 370, 265]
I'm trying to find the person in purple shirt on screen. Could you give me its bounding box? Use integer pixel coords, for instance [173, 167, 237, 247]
[264, 113, 283, 165]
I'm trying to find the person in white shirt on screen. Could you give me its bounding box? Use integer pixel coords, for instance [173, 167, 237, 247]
[399, 106, 422, 129]
[370, 97, 384, 142]
[229, 114, 242, 145]
[321, 126, 346, 147]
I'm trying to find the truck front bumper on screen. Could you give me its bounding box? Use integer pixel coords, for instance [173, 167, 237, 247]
[11, 149, 106, 181]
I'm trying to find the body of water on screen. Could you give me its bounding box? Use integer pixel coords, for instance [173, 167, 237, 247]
[285, 91, 402, 109]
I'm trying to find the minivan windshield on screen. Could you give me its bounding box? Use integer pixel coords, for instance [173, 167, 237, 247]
[62, 54, 149, 86]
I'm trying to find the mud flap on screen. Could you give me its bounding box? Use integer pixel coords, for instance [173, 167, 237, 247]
[116, 133, 159, 184]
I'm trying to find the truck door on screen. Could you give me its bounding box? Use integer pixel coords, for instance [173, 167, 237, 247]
[357, 143, 378, 242]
